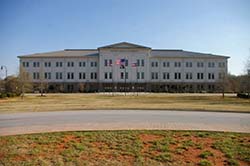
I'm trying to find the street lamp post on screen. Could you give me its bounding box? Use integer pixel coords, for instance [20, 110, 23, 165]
[0, 65, 8, 79]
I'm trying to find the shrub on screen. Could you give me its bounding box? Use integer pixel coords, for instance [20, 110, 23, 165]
[199, 150, 214, 159]
[198, 159, 212, 166]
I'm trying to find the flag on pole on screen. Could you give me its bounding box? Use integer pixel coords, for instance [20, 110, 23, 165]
[131, 62, 137, 67]
[116, 59, 125, 65]
[116, 59, 126, 69]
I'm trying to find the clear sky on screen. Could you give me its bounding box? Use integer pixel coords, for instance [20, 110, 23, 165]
[0, 0, 249, 78]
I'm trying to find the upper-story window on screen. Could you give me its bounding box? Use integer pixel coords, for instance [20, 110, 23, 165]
[218, 62, 225, 68]
[44, 72, 51, 79]
[91, 62, 97, 67]
[208, 73, 215, 80]
[33, 72, 40, 79]
[104, 59, 112, 67]
[186, 62, 192, 68]
[136, 59, 144, 67]
[125, 59, 128, 66]
[137, 59, 140, 67]
[151, 72, 158, 79]
[56, 62, 63, 67]
[33, 62, 40, 67]
[197, 73, 204, 79]
[163, 72, 170, 79]
[208, 62, 215, 68]
[79, 62, 86, 67]
[197, 62, 204, 68]
[91, 72, 97, 79]
[79, 72, 86, 79]
[67, 62, 74, 67]
[67, 72, 74, 79]
[186, 73, 193, 79]
[141, 60, 144, 67]
[22, 62, 29, 68]
[163, 62, 170, 67]
[174, 62, 181, 67]
[56, 72, 63, 79]
[151, 62, 158, 67]
[44, 62, 51, 67]
[174, 73, 181, 79]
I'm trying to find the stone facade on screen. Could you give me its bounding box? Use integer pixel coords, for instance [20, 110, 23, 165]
[18, 42, 229, 93]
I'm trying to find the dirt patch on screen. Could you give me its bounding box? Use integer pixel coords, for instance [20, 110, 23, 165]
[170, 135, 227, 166]
[139, 133, 164, 155]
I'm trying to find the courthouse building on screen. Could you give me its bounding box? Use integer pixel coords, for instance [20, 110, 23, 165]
[18, 42, 229, 92]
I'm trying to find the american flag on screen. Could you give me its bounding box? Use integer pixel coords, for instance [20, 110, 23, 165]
[116, 59, 126, 65]
[131, 62, 137, 67]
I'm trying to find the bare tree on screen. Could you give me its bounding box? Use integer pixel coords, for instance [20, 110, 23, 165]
[18, 66, 32, 99]
[39, 64, 46, 96]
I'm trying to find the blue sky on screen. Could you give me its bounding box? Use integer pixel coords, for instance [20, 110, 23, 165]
[0, 0, 249, 78]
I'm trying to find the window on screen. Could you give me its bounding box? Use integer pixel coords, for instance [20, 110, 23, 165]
[121, 72, 124, 79]
[208, 73, 215, 80]
[67, 72, 74, 79]
[109, 59, 112, 66]
[137, 72, 140, 79]
[174, 73, 181, 79]
[44, 62, 51, 67]
[137, 59, 140, 67]
[79, 62, 86, 67]
[44, 72, 51, 79]
[56, 72, 63, 79]
[104, 59, 108, 66]
[125, 72, 128, 79]
[163, 72, 170, 79]
[67, 62, 74, 67]
[151, 72, 158, 79]
[141, 59, 145, 67]
[174, 62, 181, 67]
[109, 72, 112, 79]
[208, 62, 215, 68]
[33, 72, 40, 79]
[79, 73, 85, 79]
[163, 62, 170, 67]
[33, 62, 40, 67]
[197, 62, 204, 68]
[185, 73, 193, 80]
[91, 72, 97, 79]
[125, 59, 128, 66]
[141, 72, 144, 79]
[151, 61, 158, 67]
[218, 62, 225, 68]
[22, 62, 29, 67]
[197, 73, 204, 79]
[104, 72, 108, 79]
[56, 62, 63, 67]
[186, 62, 192, 68]
[91, 62, 97, 67]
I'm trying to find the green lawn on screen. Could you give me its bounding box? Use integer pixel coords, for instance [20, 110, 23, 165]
[0, 93, 249, 113]
[0, 130, 249, 166]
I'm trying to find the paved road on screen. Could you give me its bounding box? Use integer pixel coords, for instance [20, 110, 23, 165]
[0, 110, 250, 136]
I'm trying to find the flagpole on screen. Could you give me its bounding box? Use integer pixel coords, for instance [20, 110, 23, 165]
[124, 65, 126, 96]
[136, 64, 138, 96]
[112, 63, 114, 96]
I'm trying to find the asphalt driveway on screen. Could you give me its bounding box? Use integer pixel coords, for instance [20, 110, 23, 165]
[0, 110, 249, 136]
